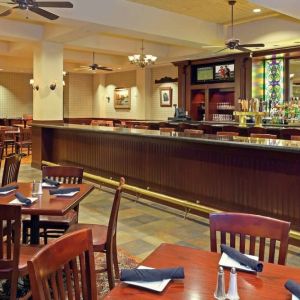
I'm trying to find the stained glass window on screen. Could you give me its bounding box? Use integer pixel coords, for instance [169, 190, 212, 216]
[264, 58, 284, 105]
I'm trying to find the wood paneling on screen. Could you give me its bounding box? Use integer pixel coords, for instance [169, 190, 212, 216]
[33, 126, 300, 230]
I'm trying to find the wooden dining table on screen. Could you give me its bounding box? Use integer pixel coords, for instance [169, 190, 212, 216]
[0, 182, 94, 244]
[105, 243, 300, 300]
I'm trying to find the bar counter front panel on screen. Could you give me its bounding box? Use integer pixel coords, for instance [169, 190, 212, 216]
[32, 124, 300, 230]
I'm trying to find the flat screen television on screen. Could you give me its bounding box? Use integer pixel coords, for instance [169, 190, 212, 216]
[197, 66, 214, 82]
[214, 63, 235, 81]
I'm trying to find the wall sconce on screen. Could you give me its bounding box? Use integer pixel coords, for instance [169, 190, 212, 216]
[29, 79, 39, 91]
[50, 82, 57, 90]
[106, 96, 110, 103]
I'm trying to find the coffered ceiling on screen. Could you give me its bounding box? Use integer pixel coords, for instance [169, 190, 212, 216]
[0, 0, 299, 74]
[128, 0, 277, 24]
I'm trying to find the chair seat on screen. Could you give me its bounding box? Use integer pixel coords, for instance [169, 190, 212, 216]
[1, 244, 43, 276]
[67, 223, 108, 252]
[22, 210, 77, 227]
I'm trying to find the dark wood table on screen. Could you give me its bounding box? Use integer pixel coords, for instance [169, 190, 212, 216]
[0, 182, 94, 244]
[105, 243, 300, 300]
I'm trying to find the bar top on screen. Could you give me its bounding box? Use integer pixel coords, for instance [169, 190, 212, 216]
[32, 122, 300, 154]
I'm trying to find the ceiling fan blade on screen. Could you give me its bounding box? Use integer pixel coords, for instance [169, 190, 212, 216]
[36, 1, 73, 8]
[215, 47, 228, 53]
[0, 7, 12, 16]
[202, 45, 224, 48]
[239, 43, 265, 48]
[29, 6, 59, 20]
[98, 67, 113, 71]
[236, 46, 251, 52]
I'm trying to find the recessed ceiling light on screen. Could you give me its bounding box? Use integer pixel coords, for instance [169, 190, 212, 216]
[253, 8, 261, 13]
[0, 68, 3, 71]
[117, 67, 122, 70]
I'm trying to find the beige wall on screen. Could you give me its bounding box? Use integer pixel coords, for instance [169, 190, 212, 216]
[0, 72, 33, 118]
[0, 64, 178, 121]
[92, 65, 177, 120]
[64, 73, 94, 118]
[151, 65, 178, 120]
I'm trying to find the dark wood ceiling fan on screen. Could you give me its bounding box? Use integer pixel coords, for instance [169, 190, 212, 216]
[0, 0, 73, 20]
[75, 52, 113, 72]
[212, 0, 265, 53]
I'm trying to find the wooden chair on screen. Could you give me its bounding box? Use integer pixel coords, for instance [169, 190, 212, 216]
[28, 228, 97, 300]
[217, 131, 239, 137]
[22, 166, 84, 244]
[160, 127, 175, 133]
[134, 125, 149, 130]
[0, 127, 17, 156]
[0, 204, 42, 300]
[14, 127, 32, 156]
[291, 135, 300, 141]
[209, 212, 291, 265]
[1, 154, 22, 187]
[250, 133, 277, 139]
[184, 129, 204, 136]
[66, 177, 125, 290]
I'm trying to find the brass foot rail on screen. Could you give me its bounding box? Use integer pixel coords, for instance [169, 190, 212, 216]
[42, 160, 300, 242]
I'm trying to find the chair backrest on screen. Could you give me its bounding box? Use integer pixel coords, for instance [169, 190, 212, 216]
[19, 127, 32, 142]
[42, 166, 84, 184]
[1, 154, 22, 187]
[28, 228, 97, 300]
[217, 131, 239, 137]
[250, 133, 277, 139]
[0, 204, 21, 300]
[291, 135, 300, 141]
[209, 212, 291, 265]
[106, 178, 125, 254]
[160, 127, 175, 133]
[134, 125, 149, 130]
[184, 129, 204, 136]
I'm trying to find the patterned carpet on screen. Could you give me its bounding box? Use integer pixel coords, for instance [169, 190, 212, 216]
[93, 249, 140, 299]
[0, 248, 139, 299]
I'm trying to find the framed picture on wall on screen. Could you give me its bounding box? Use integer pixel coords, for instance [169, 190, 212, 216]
[160, 87, 172, 107]
[114, 88, 131, 109]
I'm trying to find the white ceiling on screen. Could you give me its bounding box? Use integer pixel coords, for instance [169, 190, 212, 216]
[0, 0, 299, 74]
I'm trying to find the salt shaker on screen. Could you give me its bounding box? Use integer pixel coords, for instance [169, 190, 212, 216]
[37, 180, 43, 195]
[214, 266, 226, 300]
[227, 267, 240, 300]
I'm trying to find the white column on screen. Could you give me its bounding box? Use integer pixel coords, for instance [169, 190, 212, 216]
[33, 41, 64, 121]
[136, 68, 151, 119]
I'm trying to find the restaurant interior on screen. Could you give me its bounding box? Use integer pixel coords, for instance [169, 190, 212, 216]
[0, 0, 300, 299]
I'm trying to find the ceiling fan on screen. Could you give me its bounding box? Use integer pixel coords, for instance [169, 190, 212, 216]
[76, 52, 113, 72]
[211, 0, 265, 53]
[0, 0, 73, 20]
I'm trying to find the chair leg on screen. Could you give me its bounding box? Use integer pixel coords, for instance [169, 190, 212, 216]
[112, 236, 119, 279]
[43, 228, 48, 244]
[10, 272, 19, 300]
[22, 224, 29, 244]
[106, 250, 115, 290]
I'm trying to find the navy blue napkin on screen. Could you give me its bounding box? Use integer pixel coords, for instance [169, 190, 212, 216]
[15, 192, 32, 206]
[49, 187, 80, 195]
[221, 244, 263, 272]
[285, 280, 300, 298]
[0, 185, 18, 193]
[43, 178, 60, 187]
[120, 267, 185, 282]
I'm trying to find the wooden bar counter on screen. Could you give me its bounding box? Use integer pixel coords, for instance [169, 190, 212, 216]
[32, 123, 300, 230]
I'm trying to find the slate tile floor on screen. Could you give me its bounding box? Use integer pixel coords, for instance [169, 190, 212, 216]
[14, 163, 300, 267]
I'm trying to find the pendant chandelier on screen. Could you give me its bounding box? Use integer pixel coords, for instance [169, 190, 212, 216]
[128, 40, 157, 68]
